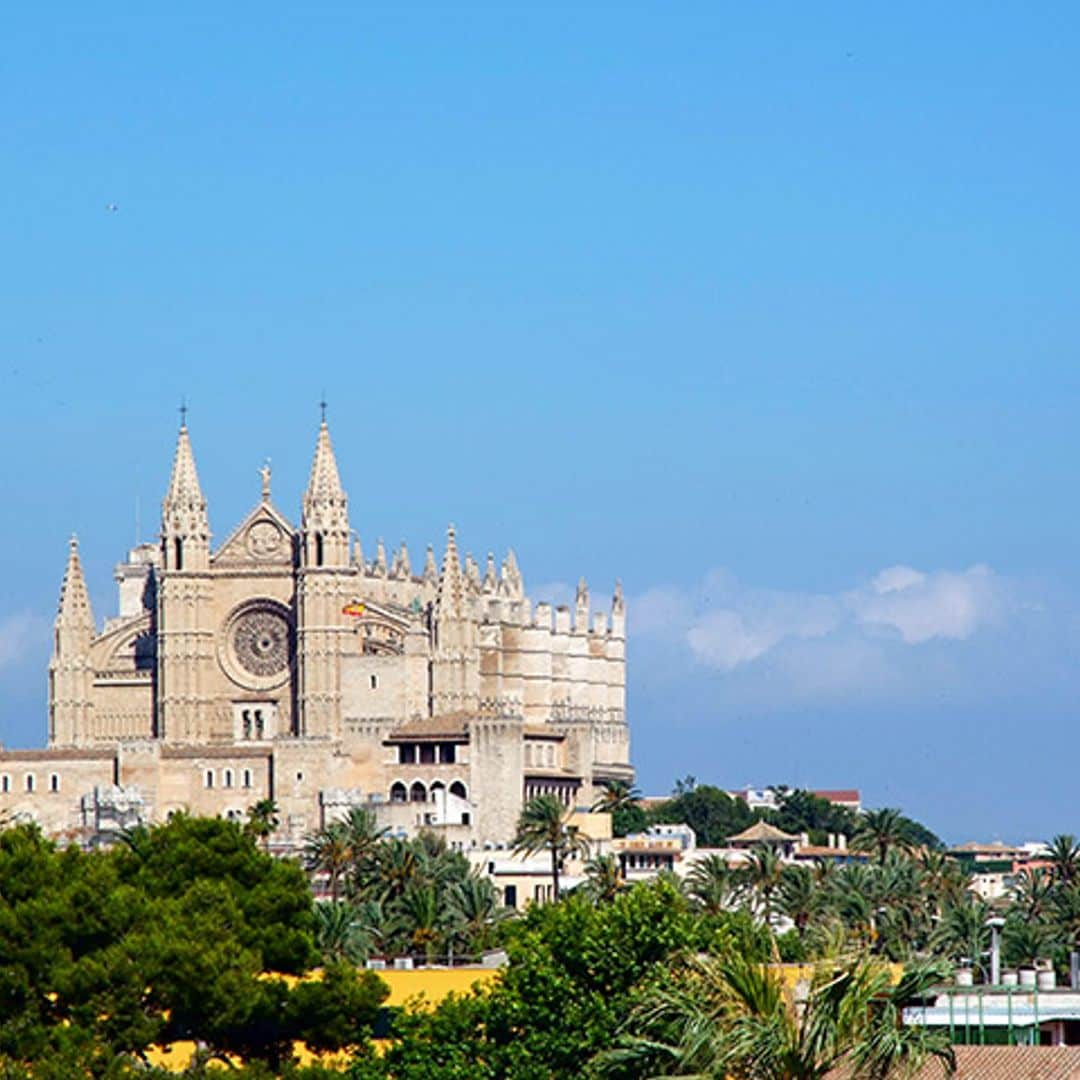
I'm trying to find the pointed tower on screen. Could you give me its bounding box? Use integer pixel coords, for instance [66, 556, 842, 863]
[301, 419, 350, 568]
[482, 553, 498, 594]
[48, 536, 96, 745]
[372, 538, 388, 578]
[161, 422, 209, 572]
[297, 414, 354, 738]
[431, 525, 478, 714]
[157, 421, 214, 741]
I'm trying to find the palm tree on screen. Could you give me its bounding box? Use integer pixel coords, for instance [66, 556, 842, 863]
[1048, 834, 1080, 887]
[244, 798, 279, 852]
[739, 847, 785, 927]
[582, 854, 623, 904]
[931, 896, 992, 981]
[778, 864, 819, 938]
[853, 809, 912, 864]
[590, 779, 642, 814]
[304, 823, 352, 901]
[513, 794, 591, 900]
[600, 952, 955, 1079]
[686, 854, 734, 916]
[313, 901, 369, 964]
[445, 875, 509, 955]
[1013, 867, 1055, 924]
[398, 881, 446, 961]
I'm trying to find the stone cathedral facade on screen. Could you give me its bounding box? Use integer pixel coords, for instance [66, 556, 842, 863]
[1, 420, 632, 848]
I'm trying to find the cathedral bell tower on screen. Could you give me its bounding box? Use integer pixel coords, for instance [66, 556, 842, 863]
[48, 536, 95, 746]
[156, 419, 213, 741]
[296, 415, 352, 737]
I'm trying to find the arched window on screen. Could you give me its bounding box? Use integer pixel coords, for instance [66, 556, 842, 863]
[49, 774, 60, 793]
[175, 538, 184, 570]
[390, 781, 407, 803]
[430, 781, 445, 803]
[315, 533, 324, 566]
[449, 780, 467, 800]
[242, 768, 252, 789]
[205, 770, 214, 789]
[25, 775, 34, 793]
[224, 769, 234, 788]
[1, 775, 9, 794]
[409, 781, 427, 803]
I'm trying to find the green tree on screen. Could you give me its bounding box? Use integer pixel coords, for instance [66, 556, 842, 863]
[686, 854, 735, 916]
[513, 794, 591, 899]
[244, 798, 281, 851]
[648, 784, 754, 847]
[582, 853, 624, 904]
[1048, 834, 1080, 886]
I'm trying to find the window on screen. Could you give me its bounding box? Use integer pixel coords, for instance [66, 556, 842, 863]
[1, 775, 9, 794]
[390, 782, 407, 803]
[255, 710, 264, 739]
[25, 775, 34, 793]
[242, 768, 252, 789]
[224, 769, 233, 788]
[315, 533, 324, 566]
[242, 710, 252, 739]
[450, 780, 467, 800]
[205, 770, 214, 789]
[439, 743, 456, 764]
[49, 774, 60, 793]
[419, 744, 435, 765]
[409, 781, 427, 803]
[174, 538, 183, 570]
[503, 884, 517, 909]
[296, 771, 303, 782]
[399, 744, 416, 764]
[370, 674, 378, 690]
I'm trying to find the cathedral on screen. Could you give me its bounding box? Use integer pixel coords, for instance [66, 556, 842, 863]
[0, 419, 632, 849]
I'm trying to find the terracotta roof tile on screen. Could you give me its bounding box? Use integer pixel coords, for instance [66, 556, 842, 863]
[833, 1047, 1080, 1080]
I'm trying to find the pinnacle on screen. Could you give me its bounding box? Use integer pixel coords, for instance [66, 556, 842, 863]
[164, 424, 205, 510]
[305, 419, 345, 504]
[57, 534, 95, 635]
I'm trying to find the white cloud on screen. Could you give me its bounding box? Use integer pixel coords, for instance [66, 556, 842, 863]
[0, 612, 49, 671]
[632, 564, 1013, 705]
[848, 564, 1001, 644]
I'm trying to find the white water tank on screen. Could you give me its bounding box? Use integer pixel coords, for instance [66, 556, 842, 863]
[1019, 968, 1037, 987]
[956, 969, 974, 987]
[1002, 970, 1019, 987]
[1038, 970, 1056, 990]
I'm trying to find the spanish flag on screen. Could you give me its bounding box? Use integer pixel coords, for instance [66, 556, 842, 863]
[342, 602, 366, 617]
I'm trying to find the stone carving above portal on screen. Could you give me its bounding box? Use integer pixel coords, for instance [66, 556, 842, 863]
[219, 600, 293, 690]
[246, 520, 284, 559]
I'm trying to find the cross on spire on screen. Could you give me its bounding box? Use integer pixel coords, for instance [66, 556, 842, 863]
[319, 394, 327, 424]
[179, 398, 188, 428]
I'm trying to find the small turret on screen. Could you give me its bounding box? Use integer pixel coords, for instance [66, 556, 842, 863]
[373, 538, 388, 578]
[500, 548, 524, 599]
[465, 553, 480, 591]
[575, 576, 590, 632]
[611, 580, 626, 637]
[49, 535, 96, 745]
[482, 552, 498, 594]
[396, 541, 412, 580]
[423, 544, 438, 584]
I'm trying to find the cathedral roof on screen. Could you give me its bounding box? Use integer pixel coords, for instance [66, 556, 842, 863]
[385, 715, 470, 741]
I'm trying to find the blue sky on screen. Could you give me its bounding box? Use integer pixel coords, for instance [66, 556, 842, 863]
[2, 4, 1079, 842]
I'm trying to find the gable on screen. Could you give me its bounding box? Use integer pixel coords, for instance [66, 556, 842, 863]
[212, 502, 296, 568]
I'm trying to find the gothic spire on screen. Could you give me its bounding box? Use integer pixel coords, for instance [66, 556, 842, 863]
[164, 423, 204, 510]
[437, 525, 465, 616]
[575, 576, 590, 631]
[301, 417, 350, 567]
[304, 419, 345, 506]
[373, 538, 388, 577]
[162, 421, 210, 569]
[55, 535, 95, 651]
[396, 541, 412, 579]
